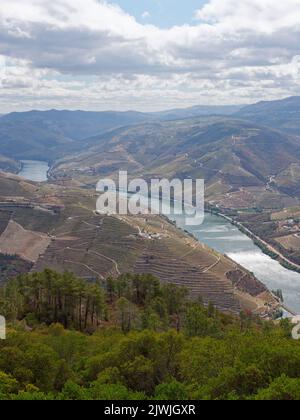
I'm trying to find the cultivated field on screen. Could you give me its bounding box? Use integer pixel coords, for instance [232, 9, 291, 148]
[0, 173, 279, 316]
[0, 220, 51, 262]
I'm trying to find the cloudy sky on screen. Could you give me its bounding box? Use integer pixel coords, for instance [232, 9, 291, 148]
[0, 0, 300, 113]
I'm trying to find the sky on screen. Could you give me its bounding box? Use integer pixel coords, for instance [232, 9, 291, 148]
[0, 0, 300, 113]
[113, 0, 207, 27]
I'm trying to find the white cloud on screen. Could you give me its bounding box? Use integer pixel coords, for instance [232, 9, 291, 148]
[196, 0, 300, 31]
[0, 0, 300, 112]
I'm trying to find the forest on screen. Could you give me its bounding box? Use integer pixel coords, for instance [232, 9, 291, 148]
[0, 269, 300, 400]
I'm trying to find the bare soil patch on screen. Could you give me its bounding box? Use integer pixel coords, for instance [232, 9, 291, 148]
[0, 220, 51, 262]
[276, 234, 300, 251]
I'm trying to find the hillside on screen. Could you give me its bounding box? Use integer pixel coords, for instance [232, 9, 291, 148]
[0, 172, 277, 316]
[1, 96, 300, 163]
[0, 110, 154, 162]
[236, 96, 300, 135]
[1, 109, 151, 141]
[49, 114, 300, 272]
[0, 270, 299, 401]
[0, 156, 20, 174]
[0, 107, 244, 163]
[52, 116, 300, 208]
[154, 104, 243, 120]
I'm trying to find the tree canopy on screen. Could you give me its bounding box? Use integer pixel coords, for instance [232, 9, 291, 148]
[0, 269, 300, 401]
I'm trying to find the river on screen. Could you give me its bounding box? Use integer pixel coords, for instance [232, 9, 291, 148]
[19, 161, 300, 314]
[116, 191, 300, 314]
[19, 160, 49, 182]
[171, 212, 300, 314]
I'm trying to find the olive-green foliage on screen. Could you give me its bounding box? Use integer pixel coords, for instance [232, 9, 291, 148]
[0, 270, 300, 400]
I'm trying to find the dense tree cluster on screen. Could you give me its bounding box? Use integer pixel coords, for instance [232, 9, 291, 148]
[0, 270, 105, 331]
[0, 270, 300, 400]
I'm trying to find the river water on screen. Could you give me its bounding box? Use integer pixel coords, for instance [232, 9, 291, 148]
[19, 161, 300, 314]
[117, 191, 300, 314]
[171, 212, 300, 314]
[19, 160, 49, 182]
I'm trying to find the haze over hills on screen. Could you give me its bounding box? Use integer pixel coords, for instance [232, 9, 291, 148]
[1, 95, 298, 199]
[1, 97, 300, 165]
[1, 95, 300, 214]
[0, 110, 153, 162]
[153, 104, 243, 120]
[0, 154, 20, 173]
[0, 104, 244, 163]
[0, 96, 300, 309]
[0, 96, 298, 158]
[236, 96, 300, 135]
[52, 115, 300, 207]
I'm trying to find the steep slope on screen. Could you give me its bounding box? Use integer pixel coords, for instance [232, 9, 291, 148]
[0, 155, 20, 173]
[0, 110, 155, 161]
[52, 117, 300, 206]
[1, 109, 152, 141]
[0, 117, 73, 161]
[0, 106, 246, 162]
[0, 172, 277, 315]
[236, 96, 300, 135]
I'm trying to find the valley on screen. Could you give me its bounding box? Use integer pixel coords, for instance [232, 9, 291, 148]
[3, 97, 300, 317]
[4, 0, 300, 402]
[0, 170, 279, 317]
[48, 108, 300, 291]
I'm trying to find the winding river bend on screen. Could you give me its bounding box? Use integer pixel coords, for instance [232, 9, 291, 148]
[18, 161, 300, 314]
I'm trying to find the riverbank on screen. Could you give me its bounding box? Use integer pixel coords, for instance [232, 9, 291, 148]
[206, 210, 298, 316]
[214, 210, 300, 274]
[11, 161, 300, 315]
[95, 188, 300, 314]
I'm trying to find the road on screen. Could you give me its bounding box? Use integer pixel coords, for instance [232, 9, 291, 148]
[219, 213, 300, 273]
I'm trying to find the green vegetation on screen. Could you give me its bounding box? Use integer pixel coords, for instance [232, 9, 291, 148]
[0, 270, 300, 400]
[272, 289, 284, 302]
[0, 254, 32, 284]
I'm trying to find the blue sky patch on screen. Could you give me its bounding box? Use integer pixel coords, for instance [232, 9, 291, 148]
[111, 0, 207, 27]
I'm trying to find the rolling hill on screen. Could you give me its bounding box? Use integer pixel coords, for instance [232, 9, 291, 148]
[0, 155, 20, 173]
[0, 105, 246, 163]
[0, 110, 153, 162]
[0, 172, 277, 315]
[236, 96, 300, 135]
[1, 96, 300, 164]
[52, 116, 300, 209]
[154, 104, 243, 120]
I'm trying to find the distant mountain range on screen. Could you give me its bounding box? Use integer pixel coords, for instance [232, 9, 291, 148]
[0, 104, 244, 162]
[38, 97, 300, 214]
[2, 96, 300, 308]
[1, 96, 300, 175]
[235, 96, 300, 135]
[0, 110, 151, 161]
[52, 115, 300, 203]
[154, 104, 243, 120]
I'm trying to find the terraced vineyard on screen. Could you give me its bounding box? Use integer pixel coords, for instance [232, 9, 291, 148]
[0, 172, 279, 315]
[134, 240, 241, 313]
